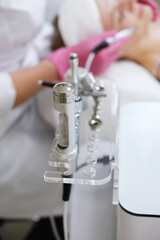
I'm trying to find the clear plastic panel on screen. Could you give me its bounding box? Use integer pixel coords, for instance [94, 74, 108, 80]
[44, 79, 119, 186]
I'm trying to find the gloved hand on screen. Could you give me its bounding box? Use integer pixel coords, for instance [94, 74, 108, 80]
[46, 30, 127, 80]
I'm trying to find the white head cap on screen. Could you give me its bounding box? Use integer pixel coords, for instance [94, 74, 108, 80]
[58, 0, 104, 46]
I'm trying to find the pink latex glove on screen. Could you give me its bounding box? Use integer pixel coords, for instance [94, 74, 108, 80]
[47, 31, 127, 80]
[138, 0, 159, 21]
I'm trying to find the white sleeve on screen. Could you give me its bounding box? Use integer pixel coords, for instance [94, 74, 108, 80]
[0, 72, 16, 120]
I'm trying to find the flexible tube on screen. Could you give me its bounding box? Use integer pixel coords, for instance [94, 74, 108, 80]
[49, 216, 62, 240]
[63, 202, 69, 240]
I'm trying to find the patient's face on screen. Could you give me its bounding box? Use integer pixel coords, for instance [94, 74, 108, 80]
[97, 0, 153, 31]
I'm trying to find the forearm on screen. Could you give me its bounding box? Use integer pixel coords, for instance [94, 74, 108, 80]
[10, 60, 59, 107]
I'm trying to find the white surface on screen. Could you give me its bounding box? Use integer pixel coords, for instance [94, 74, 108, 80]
[118, 102, 160, 215]
[117, 206, 160, 240]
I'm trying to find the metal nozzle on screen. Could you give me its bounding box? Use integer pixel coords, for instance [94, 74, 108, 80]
[69, 53, 79, 98]
[114, 27, 136, 41]
[106, 28, 136, 44]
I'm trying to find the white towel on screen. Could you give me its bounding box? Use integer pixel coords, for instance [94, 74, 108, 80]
[58, 0, 104, 46]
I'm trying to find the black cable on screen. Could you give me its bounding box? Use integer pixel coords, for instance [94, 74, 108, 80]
[92, 41, 109, 54]
[62, 176, 72, 240]
[76, 155, 114, 172]
[38, 80, 56, 88]
[62, 175, 72, 202]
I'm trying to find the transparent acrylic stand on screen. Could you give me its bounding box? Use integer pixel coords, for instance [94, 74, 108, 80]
[44, 80, 119, 186]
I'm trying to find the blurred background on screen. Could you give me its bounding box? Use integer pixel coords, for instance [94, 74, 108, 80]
[1, 0, 160, 240]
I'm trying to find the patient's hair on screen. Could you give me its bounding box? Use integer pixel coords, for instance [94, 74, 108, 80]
[51, 17, 65, 51]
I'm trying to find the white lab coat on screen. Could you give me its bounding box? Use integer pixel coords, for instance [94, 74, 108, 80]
[0, 0, 65, 218]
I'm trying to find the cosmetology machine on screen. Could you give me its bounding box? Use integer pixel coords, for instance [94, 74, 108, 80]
[42, 28, 160, 240]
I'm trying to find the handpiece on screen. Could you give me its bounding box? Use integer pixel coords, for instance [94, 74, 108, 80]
[92, 27, 136, 54]
[85, 27, 136, 71]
